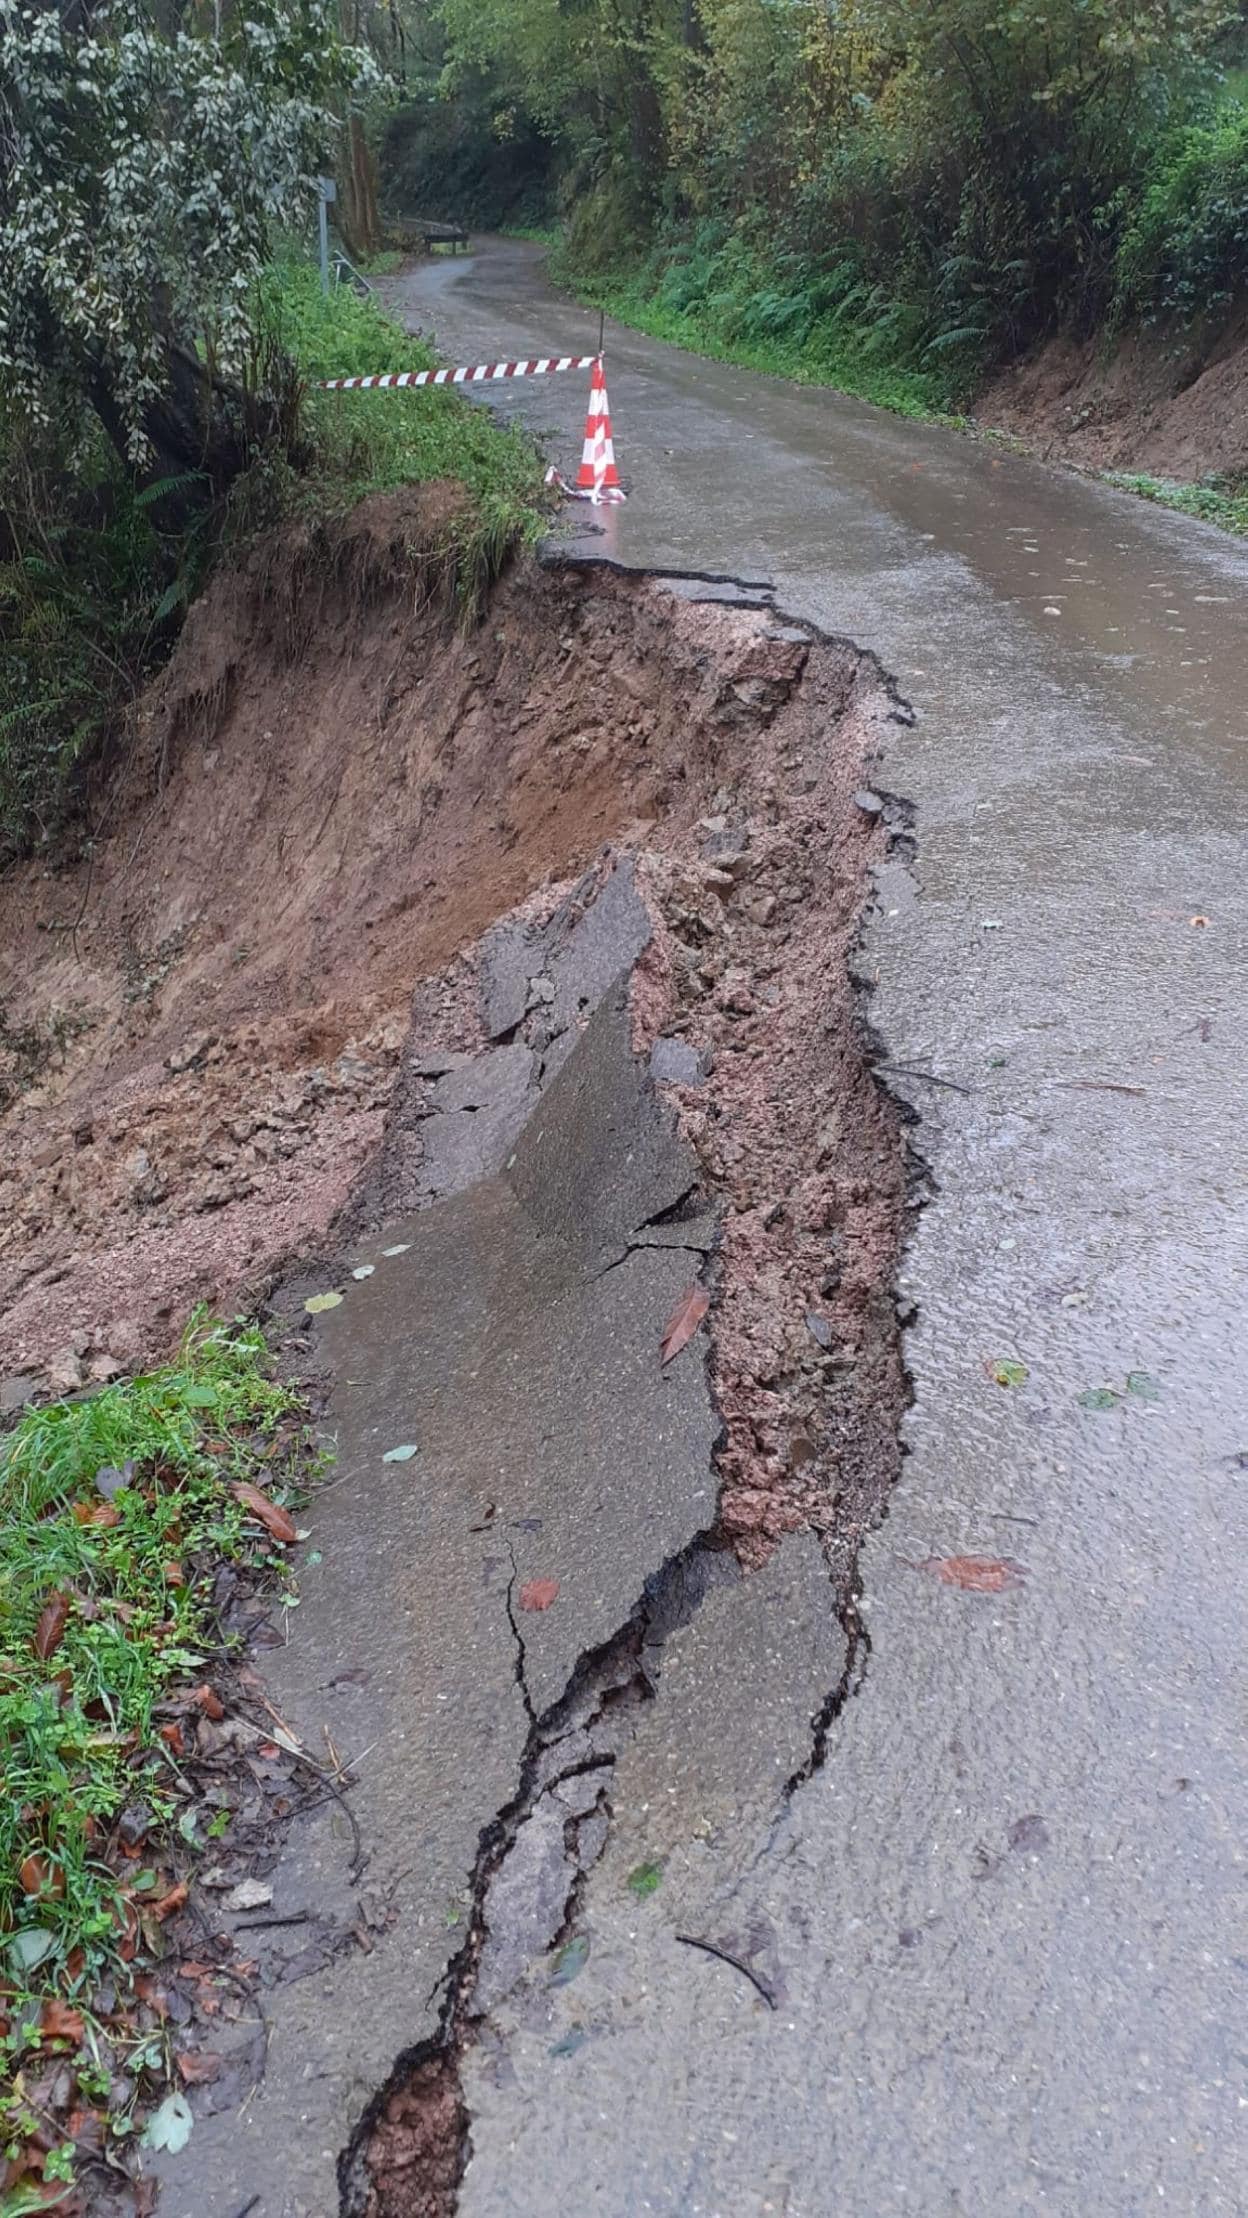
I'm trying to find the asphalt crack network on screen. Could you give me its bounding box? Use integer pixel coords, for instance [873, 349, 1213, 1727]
[340, 1530, 722, 2215]
[341, 1517, 880, 2217]
[502, 1543, 537, 1727]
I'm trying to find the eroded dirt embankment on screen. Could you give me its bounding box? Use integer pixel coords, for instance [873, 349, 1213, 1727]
[2, 490, 915, 2216]
[974, 307, 1248, 480]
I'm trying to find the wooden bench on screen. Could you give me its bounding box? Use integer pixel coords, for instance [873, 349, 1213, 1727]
[422, 222, 470, 255]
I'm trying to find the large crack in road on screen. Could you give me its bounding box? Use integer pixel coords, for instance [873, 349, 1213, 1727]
[141, 556, 913, 2217]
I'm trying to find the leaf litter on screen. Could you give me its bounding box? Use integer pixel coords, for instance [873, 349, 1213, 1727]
[906, 1554, 1027, 1592]
[518, 1577, 560, 1612]
[659, 1282, 710, 1367]
[0, 1316, 325, 2205]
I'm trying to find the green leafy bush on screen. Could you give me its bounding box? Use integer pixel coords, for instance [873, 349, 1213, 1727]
[1114, 104, 1248, 323]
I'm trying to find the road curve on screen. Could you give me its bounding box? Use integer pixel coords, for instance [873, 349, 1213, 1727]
[385, 241, 1248, 2218]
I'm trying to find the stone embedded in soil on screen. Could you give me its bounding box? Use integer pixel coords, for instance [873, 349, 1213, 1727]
[650, 1036, 705, 1087]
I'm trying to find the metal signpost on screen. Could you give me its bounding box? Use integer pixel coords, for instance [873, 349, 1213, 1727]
[316, 175, 336, 294]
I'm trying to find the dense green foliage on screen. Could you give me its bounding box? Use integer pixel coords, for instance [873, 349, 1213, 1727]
[408, 0, 1248, 397]
[1114, 101, 1248, 324]
[0, 266, 543, 857]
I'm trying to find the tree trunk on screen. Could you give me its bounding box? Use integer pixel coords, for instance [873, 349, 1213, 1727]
[89, 341, 278, 529]
[338, 111, 382, 262]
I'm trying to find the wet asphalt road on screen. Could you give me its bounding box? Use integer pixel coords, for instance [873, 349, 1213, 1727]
[377, 244, 1248, 2215]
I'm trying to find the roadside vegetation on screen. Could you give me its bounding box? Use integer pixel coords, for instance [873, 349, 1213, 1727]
[388, 0, 1248, 518]
[0, 1, 543, 864]
[0, 1316, 321, 2206]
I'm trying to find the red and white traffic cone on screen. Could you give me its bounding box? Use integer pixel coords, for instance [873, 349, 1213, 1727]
[574, 356, 626, 504]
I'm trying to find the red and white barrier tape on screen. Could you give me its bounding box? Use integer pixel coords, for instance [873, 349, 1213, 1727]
[316, 353, 600, 392]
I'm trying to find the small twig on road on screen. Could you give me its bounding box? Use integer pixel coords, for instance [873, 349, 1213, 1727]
[873, 1062, 975, 1096]
[1053, 1080, 1146, 1096]
[236, 1696, 368, 1881]
[235, 1911, 313, 1930]
[675, 1932, 777, 2010]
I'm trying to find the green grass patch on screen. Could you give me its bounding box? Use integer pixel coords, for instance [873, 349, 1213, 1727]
[546, 224, 963, 423]
[1104, 470, 1248, 535]
[587, 279, 956, 418]
[263, 260, 546, 590]
[0, 1317, 315, 1997]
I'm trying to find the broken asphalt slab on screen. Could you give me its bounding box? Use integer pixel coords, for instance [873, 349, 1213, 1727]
[151, 935, 720, 2214]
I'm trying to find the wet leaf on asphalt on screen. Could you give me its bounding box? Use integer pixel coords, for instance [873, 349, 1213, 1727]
[1078, 1385, 1121, 1411]
[1125, 1370, 1161, 1401]
[304, 1291, 343, 1314]
[382, 1245, 410, 1257]
[519, 1577, 559, 1612]
[549, 1934, 589, 1986]
[176, 2050, 223, 2085]
[991, 1358, 1028, 1387]
[382, 1443, 419, 1464]
[352, 1266, 375, 1280]
[548, 2024, 587, 2057]
[1008, 1813, 1050, 1853]
[144, 2089, 194, 2154]
[32, 1590, 71, 1660]
[224, 1877, 272, 1912]
[627, 1860, 664, 1899]
[232, 1481, 296, 1545]
[913, 1555, 1026, 1593]
[660, 1283, 710, 1367]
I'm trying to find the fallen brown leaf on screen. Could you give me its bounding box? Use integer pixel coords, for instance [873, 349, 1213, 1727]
[191, 1685, 225, 1722]
[71, 1502, 121, 1528]
[19, 1853, 63, 1899]
[151, 1879, 189, 1922]
[39, 1999, 84, 2043]
[176, 2049, 223, 2085]
[912, 1554, 1026, 1593]
[158, 1721, 186, 1755]
[518, 1577, 559, 1613]
[659, 1283, 710, 1367]
[231, 1480, 297, 1545]
[32, 1591, 71, 1661]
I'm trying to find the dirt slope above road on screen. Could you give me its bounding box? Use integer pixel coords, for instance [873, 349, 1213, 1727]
[974, 308, 1248, 480]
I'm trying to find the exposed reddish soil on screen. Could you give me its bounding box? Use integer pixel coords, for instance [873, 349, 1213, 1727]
[974, 308, 1248, 480]
[1, 485, 907, 1562]
[0, 489, 822, 1380]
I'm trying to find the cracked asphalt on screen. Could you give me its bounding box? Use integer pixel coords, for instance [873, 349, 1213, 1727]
[363, 240, 1248, 2217]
